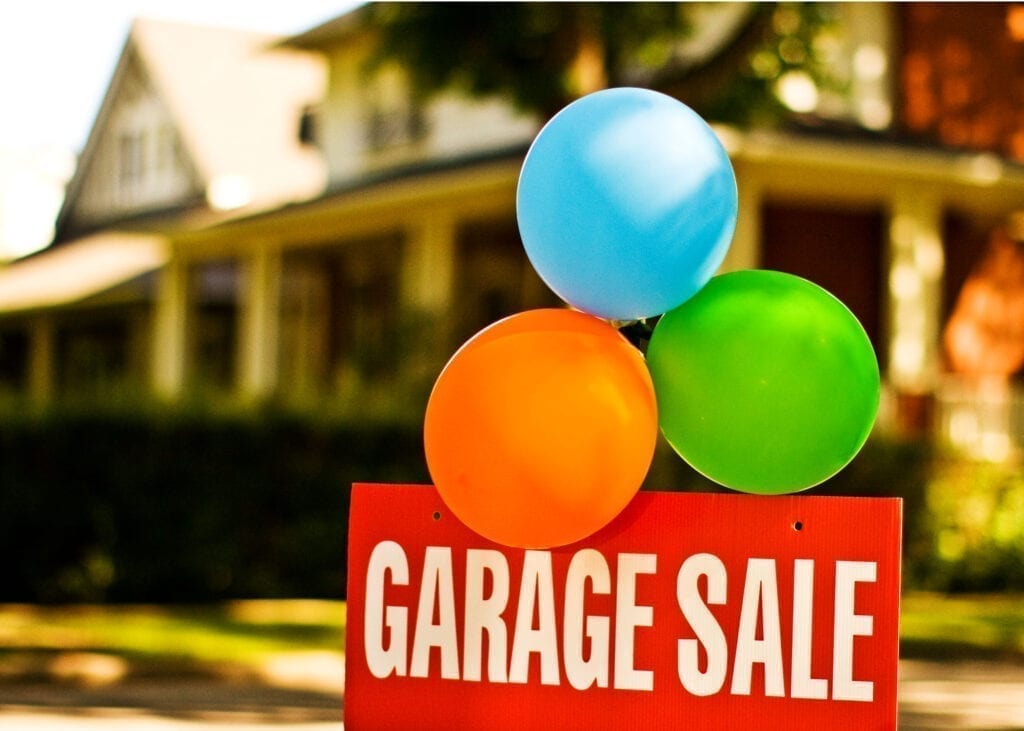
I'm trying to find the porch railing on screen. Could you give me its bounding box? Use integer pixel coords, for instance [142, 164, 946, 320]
[934, 375, 1024, 462]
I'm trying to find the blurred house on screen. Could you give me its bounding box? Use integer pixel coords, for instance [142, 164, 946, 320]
[1, 3, 1023, 460]
[0, 17, 326, 404]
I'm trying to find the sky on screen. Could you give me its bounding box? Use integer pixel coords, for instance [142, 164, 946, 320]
[1, 0, 361, 153]
[0, 0, 362, 257]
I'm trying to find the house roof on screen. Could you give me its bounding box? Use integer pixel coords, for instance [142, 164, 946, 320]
[0, 232, 166, 314]
[279, 6, 366, 50]
[56, 17, 327, 241]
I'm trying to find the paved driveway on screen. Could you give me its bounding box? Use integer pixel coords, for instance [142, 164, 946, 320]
[0, 680, 342, 729]
[900, 659, 1024, 729]
[2, 659, 1023, 729]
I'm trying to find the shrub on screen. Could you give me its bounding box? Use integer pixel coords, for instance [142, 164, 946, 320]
[2, 407, 1018, 601]
[0, 410, 427, 602]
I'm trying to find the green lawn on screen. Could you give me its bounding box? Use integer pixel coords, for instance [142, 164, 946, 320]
[0, 600, 346, 680]
[900, 592, 1024, 662]
[0, 593, 1021, 683]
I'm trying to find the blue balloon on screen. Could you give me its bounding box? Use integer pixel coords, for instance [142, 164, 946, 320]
[517, 88, 738, 321]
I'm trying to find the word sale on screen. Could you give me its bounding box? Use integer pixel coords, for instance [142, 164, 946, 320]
[362, 541, 878, 702]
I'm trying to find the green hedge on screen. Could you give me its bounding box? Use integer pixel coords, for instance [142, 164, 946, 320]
[0, 411, 428, 603]
[906, 457, 1024, 592]
[1, 409, 1017, 601]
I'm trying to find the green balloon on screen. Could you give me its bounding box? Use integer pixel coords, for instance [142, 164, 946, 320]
[646, 270, 880, 494]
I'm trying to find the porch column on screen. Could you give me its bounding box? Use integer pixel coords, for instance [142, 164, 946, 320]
[402, 210, 456, 313]
[28, 315, 54, 405]
[152, 256, 189, 399]
[239, 243, 282, 400]
[722, 168, 761, 272]
[886, 191, 944, 393]
[399, 211, 458, 388]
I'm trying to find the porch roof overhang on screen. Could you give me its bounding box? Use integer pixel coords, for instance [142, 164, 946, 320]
[0, 232, 168, 316]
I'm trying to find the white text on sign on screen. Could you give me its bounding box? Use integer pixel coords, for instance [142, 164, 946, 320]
[363, 542, 876, 701]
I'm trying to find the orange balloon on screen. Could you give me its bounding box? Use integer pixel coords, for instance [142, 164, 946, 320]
[424, 309, 658, 548]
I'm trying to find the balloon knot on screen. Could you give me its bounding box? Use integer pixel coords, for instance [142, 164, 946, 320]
[618, 317, 659, 354]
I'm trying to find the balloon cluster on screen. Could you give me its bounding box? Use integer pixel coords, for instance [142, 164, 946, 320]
[424, 88, 880, 549]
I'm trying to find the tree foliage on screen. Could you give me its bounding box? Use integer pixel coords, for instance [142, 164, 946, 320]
[365, 2, 841, 126]
[365, 2, 692, 118]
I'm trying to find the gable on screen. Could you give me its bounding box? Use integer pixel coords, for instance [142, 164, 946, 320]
[56, 18, 327, 243]
[63, 44, 199, 237]
[133, 19, 327, 213]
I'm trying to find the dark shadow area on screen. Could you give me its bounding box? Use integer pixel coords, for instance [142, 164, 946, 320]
[901, 637, 1024, 664]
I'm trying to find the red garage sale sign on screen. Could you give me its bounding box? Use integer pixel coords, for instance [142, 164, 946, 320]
[345, 484, 902, 731]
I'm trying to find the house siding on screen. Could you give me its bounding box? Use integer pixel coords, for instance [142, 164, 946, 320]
[316, 37, 538, 189]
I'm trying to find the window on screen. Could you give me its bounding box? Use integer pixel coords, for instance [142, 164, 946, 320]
[365, 103, 426, 151]
[334, 235, 403, 380]
[190, 261, 242, 392]
[362, 66, 428, 152]
[56, 318, 131, 396]
[298, 105, 320, 147]
[0, 328, 29, 391]
[153, 125, 177, 174]
[278, 235, 403, 400]
[453, 218, 561, 347]
[118, 130, 144, 192]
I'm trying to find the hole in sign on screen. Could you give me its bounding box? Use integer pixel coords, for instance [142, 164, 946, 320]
[433, 511, 442, 521]
[792, 520, 804, 532]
